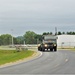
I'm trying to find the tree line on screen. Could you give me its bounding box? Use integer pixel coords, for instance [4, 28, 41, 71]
[0, 31, 75, 45]
[43, 31, 75, 35]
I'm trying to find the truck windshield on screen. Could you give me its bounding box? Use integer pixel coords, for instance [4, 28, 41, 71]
[44, 39, 56, 43]
[45, 43, 53, 45]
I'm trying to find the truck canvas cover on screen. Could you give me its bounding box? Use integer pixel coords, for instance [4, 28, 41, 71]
[44, 35, 57, 40]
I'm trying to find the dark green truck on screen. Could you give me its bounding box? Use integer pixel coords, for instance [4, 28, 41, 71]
[38, 35, 57, 52]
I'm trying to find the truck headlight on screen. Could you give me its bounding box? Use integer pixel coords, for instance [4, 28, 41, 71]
[54, 44, 56, 46]
[44, 44, 48, 47]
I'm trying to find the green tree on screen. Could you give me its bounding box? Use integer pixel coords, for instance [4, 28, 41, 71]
[50, 32, 53, 35]
[43, 32, 47, 35]
[62, 32, 65, 34]
[43, 32, 53, 35]
[58, 31, 62, 35]
[0, 34, 12, 45]
[15, 36, 24, 44]
[23, 31, 37, 44]
[72, 32, 75, 35]
[67, 32, 73, 35]
[35, 34, 42, 44]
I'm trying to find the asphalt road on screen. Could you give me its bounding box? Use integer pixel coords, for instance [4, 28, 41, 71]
[0, 50, 75, 74]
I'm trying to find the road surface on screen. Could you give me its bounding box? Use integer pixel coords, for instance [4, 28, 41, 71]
[0, 50, 75, 74]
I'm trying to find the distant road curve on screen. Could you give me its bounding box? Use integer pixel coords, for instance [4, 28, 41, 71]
[0, 50, 75, 74]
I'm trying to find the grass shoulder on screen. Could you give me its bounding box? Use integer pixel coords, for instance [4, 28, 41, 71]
[0, 50, 34, 65]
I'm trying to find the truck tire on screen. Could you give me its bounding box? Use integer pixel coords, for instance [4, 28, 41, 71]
[50, 48, 53, 52]
[42, 48, 45, 52]
[54, 48, 57, 52]
[38, 47, 42, 51]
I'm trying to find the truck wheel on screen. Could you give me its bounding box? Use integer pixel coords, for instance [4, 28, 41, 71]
[38, 47, 42, 51]
[40, 48, 42, 51]
[42, 48, 45, 52]
[38, 47, 40, 51]
[50, 49, 53, 52]
[54, 48, 57, 52]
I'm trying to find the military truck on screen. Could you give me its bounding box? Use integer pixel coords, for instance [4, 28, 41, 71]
[38, 35, 57, 52]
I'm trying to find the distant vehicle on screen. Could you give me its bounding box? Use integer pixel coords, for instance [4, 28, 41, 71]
[38, 35, 57, 52]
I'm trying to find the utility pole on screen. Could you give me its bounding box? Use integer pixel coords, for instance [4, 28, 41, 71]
[11, 29, 14, 47]
[24, 41, 25, 45]
[55, 27, 57, 35]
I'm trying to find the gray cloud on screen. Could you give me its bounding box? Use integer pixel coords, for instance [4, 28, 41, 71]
[0, 0, 75, 36]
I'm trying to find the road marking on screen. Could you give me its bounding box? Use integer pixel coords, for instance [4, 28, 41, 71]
[65, 59, 69, 62]
[38, 51, 43, 57]
[54, 64, 60, 68]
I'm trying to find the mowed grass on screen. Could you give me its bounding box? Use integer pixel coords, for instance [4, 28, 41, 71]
[0, 50, 34, 65]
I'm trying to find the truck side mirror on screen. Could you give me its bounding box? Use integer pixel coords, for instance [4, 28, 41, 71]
[42, 36, 44, 40]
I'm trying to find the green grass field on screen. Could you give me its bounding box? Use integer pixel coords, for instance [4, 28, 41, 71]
[0, 50, 34, 65]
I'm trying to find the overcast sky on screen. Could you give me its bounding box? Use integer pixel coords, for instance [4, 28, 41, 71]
[0, 0, 75, 36]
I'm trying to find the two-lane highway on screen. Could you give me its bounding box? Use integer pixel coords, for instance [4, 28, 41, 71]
[0, 50, 75, 74]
